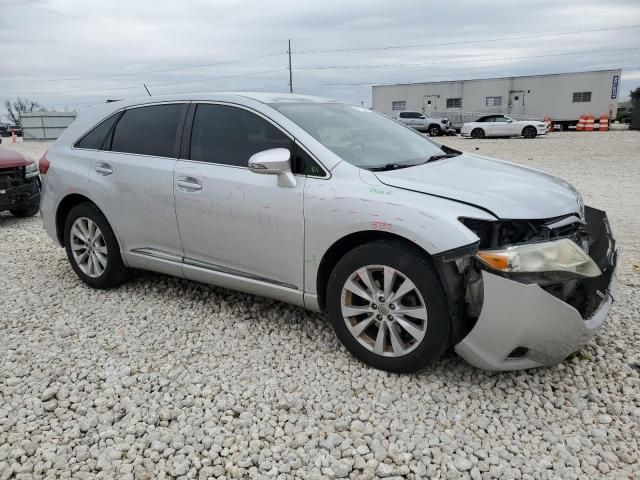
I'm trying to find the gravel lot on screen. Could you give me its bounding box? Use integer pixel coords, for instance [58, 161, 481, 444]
[1, 131, 639, 479]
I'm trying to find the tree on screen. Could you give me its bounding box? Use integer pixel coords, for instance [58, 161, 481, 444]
[3, 98, 42, 126]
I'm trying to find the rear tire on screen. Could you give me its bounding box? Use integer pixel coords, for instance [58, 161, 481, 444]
[471, 128, 485, 139]
[63, 202, 129, 289]
[327, 240, 451, 373]
[10, 204, 39, 217]
[523, 126, 537, 139]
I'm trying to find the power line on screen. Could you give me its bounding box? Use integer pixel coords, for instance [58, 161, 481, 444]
[4, 68, 287, 97]
[1, 51, 286, 84]
[295, 25, 640, 54]
[311, 65, 640, 88]
[293, 46, 640, 71]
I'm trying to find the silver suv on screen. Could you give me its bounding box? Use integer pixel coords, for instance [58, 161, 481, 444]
[396, 110, 454, 136]
[40, 93, 617, 372]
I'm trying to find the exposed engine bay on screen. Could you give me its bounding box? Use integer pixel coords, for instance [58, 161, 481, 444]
[455, 207, 616, 332]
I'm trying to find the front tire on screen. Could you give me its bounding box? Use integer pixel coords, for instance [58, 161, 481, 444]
[428, 125, 441, 137]
[471, 128, 485, 139]
[522, 126, 537, 139]
[327, 240, 451, 373]
[63, 202, 128, 289]
[10, 204, 39, 217]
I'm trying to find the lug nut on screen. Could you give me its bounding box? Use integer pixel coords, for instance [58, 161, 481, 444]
[379, 296, 385, 302]
[387, 315, 393, 321]
[371, 304, 377, 309]
[376, 314, 382, 320]
[389, 304, 396, 310]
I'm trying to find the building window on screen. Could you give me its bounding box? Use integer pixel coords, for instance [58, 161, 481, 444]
[446, 98, 462, 108]
[485, 96, 502, 107]
[391, 101, 406, 110]
[572, 91, 592, 103]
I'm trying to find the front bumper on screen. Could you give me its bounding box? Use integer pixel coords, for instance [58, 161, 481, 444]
[0, 178, 40, 211]
[455, 207, 618, 370]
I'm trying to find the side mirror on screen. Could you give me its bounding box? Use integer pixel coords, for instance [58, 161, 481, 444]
[248, 148, 296, 188]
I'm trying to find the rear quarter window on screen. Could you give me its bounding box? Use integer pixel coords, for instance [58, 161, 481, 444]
[74, 112, 121, 150]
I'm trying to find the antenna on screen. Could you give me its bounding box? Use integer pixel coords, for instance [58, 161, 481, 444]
[143, 84, 152, 96]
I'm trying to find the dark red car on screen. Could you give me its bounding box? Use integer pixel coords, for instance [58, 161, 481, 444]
[0, 146, 41, 217]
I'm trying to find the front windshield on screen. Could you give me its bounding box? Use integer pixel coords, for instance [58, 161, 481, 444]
[270, 102, 446, 169]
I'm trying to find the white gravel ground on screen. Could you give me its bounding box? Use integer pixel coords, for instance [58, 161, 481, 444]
[1, 131, 639, 479]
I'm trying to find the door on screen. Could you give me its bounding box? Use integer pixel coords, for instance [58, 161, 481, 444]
[423, 95, 436, 115]
[509, 91, 524, 116]
[87, 103, 187, 271]
[174, 103, 305, 289]
[492, 116, 513, 136]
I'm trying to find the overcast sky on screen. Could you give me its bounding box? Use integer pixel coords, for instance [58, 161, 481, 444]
[1, 0, 639, 119]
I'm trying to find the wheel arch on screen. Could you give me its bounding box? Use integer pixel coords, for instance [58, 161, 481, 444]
[316, 229, 472, 347]
[55, 194, 103, 246]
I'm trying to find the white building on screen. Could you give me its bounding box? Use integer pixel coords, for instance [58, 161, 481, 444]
[372, 69, 622, 128]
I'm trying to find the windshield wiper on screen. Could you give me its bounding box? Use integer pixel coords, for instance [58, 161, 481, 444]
[368, 163, 418, 171]
[424, 153, 461, 163]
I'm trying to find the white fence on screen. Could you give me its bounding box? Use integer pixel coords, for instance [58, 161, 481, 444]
[20, 112, 77, 141]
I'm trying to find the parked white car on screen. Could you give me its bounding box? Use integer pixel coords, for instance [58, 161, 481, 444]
[396, 111, 455, 136]
[461, 115, 547, 139]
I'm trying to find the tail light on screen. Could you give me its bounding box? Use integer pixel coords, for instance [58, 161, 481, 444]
[39, 151, 50, 175]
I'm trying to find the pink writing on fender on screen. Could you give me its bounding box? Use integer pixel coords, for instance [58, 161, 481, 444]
[372, 221, 393, 231]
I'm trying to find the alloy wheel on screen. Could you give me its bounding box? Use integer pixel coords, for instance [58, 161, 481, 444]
[340, 265, 428, 357]
[70, 217, 108, 278]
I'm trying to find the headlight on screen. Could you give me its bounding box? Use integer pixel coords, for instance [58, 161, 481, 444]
[25, 162, 39, 178]
[476, 238, 601, 278]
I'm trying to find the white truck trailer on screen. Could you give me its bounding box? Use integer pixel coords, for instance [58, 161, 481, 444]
[372, 69, 622, 130]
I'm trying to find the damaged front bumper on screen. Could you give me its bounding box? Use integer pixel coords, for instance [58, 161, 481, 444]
[455, 207, 618, 371]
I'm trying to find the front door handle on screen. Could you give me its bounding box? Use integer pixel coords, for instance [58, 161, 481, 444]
[95, 163, 113, 176]
[176, 177, 202, 192]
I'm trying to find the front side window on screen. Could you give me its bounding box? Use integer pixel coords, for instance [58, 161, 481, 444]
[270, 103, 445, 170]
[189, 104, 292, 167]
[573, 91, 592, 102]
[486, 96, 502, 107]
[391, 101, 406, 111]
[74, 112, 120, 150]
[111, 104, 184, 157]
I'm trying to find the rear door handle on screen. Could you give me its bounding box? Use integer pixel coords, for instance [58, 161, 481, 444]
[95, 163, 113, 176]
[176, 177, 202, 192]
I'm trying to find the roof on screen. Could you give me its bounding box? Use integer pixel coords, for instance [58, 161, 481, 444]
[372, 68, 623, 88]
[104, 92, 336, 106]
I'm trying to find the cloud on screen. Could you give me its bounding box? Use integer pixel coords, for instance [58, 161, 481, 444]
[0, 0, 639, 114]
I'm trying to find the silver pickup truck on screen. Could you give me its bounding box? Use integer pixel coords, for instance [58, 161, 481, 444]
[396, 111, 455, 136]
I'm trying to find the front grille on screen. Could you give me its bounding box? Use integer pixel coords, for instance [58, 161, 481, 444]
[0, 166, 24, 189]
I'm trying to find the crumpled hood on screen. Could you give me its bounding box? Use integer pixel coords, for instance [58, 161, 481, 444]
[374, 153, 582, 219]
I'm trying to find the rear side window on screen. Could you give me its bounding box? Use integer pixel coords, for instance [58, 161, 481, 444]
[111, 104, 184, 157]
[189, 104, 292, 167]
[74, 112, 120, 150]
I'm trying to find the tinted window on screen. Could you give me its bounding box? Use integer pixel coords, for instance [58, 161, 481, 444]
[398, 112, 409, 118]
[75, 112, 120, 150]
[111, 104, 184, 157]
[189, 104, 292, 167]
[294, 145, 325, 177]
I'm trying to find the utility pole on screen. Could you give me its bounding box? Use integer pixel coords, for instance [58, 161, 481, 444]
[288, 39, 293, 93]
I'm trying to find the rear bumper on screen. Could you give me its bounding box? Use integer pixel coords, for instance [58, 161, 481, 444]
[455, 207, 618, 370]
[0, 179, 40, 211]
